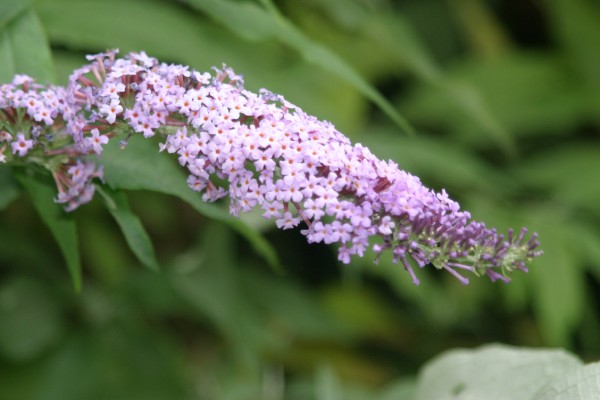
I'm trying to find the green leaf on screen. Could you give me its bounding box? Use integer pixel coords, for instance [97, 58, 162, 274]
[412, 344, 582, 400]
[183, 0, 415, 135]
[0, 5, 53, 83]
[15, 171, 82, 291]
[101, 135, 280, 270]
[0, 167, 20, 210]
[362, 12, 514, 156]
[168, 222, 267, 367]
[96, 186, 160, 271]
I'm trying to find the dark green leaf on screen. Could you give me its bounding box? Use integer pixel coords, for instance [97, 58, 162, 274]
[0, 277, 64, 361]
[514, 144, 600, 216]
[35, 325, 191, 400]
[0, 167, 20, 210]
[96, 186, 160, 271]
[15, 171, 81, 291]
[0, 6, 53, 83]
[528, 208, 585, 346]
[362, 11, 514, 155]
[546, 0, 600, 115]
[101, 135, 280, 270]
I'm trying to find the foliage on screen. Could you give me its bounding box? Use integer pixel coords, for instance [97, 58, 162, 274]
[1, 0, 599, 398]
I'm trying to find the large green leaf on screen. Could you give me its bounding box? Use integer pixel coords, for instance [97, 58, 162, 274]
[15, 171, 81, 291]
[96, 187, 160, 272]
[183, 0, 415, 136]
[412, 344, 582, 400]
[0, 3, 53, 83]
[101, 135, 280, 269]
[533, 361, 600, 400]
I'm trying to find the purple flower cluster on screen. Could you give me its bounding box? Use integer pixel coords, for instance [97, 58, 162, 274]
[0, 50, 542, 283]
[0, 74, 104, 209]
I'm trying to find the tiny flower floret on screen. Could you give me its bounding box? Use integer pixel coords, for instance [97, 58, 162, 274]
[0, 50, 542, 284]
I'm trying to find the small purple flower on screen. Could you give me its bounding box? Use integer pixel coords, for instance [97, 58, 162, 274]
[11, 133, 33, 157]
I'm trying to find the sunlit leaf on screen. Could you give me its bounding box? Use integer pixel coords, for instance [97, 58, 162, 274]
[533, 361, 600, 400]
[412, 344, 582, 400]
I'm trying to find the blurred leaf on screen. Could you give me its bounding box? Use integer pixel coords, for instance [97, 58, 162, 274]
[168, 222, 266, 366]
[379, 377, 416, 400]
[35, 325, 192, 400]
[515, 144, 600, 216]
[183, 0, 415, 135]
[0, 167, 20, 210]
[242, 268, 349, 341]
[403, 52, 585, 147]
[0, 4, 53, 83]
[315, 365, 344, 400]
[0, 277, 64, 361]
[546, 0, 600, 115]
[101, 135, 280, 270]
[568, 220, 600, 280]
[16, 171, 82, 291]
[33, 0, 278, 72]
[360, 12, 514, 155]
[320, 284, 397, 338]
[412, 344, 582, 400]
[362, 131, 512, 195]
[471, 54, 584, 137]
[96, 186, 160, 271]
[528, 208, 585, 346]
[0, 0, 29, 29]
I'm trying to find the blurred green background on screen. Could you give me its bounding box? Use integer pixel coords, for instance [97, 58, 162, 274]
[1, 0, 600, 398]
